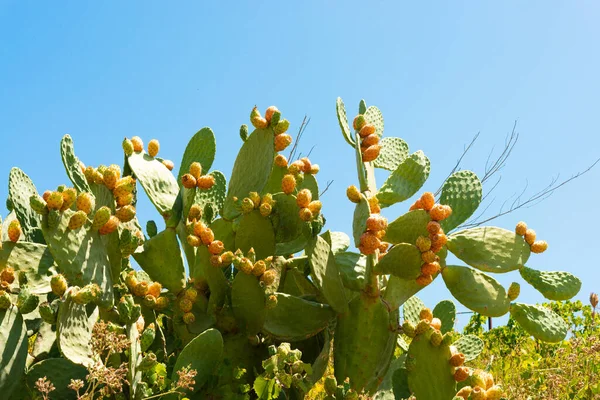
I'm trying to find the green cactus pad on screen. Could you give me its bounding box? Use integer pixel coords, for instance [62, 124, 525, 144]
[373, 137, 409, 171]
[210, 218, 235, 252]
[334, 294, 395, 392]
[442, 265, 511, 317]
[263, 293, 335, 341]
[406, 329, 456, 399]
[352, 194, 370, 246]
[271, 193, 304, 243]
[177, 127, 216, 183]
[364, 106, 384, 137]
[231, 272, 266, 336]
[26, 358, 88, 400]
[42, 209, 114, 307]
[281, 268, 319, 298]
[376, 151, 431, 208]
[432, 300, 456, 334]
[193, 246, 229, 313]
[439, 170, 482, 232]
[453, 334, 484, 361]
[374, 243, 422, 280]
[172, 328, 224, 393]
[60, 135, 92, 194]
[57, 298, 99, 367]
[392, 367, 411, 400]
[334, 252, 366, 291]
[519, 266, 581, 301]
[31, 322, 59, 361]
[384, 210, 430, 246]
[275, 225, 311, 256]
[299, 172, 320, 200]
[510, 302, 568, 343]
[322, 231, 350, 254]
[336, 97, 356, 147]
[307, 236, 349, 314]
[8, 167, 45, 243]
[402, 296, 425, 326]
[263, 163, 287, 195]
[127, 152, 180, 216]
[223, 128, 275, 220]
[447, 226, 531, 273]
[192, 171, 227, 224]
[234, 210, 276, 260]
[0, 307, 28, 398]
[133, 228, 185, 294]
[0, 242, 56, 294]
[384, 276, 427, 310]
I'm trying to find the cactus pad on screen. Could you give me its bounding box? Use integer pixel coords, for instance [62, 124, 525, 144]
[376, 151, 431, 208]
[442, 265, 511, 317]
[384, 209, 430, 245]
[26, 358, 88, 400]
[8, 167, 45, 243]
[57, 298, 99, 367]
[0, 242, 56, 294]
[373, 137, 409, 171]
[177, 127, 216, 183]
[231, 272, 266, 336]
[519, 266, 581, 301]
[194, 171, 227, 223]
[336, 97, 356, 147]
[364, 106, 384, 137]
[402, 296, 425, 326]
[453, 334, 484, 361]
[334, 251, 366, 291]
[272, 193, 304, 243]
[352, 194, 370, 246]
[433, 300, 456, 334]
[234, 210, 276, 260]
[321, 230, 350, 254]
[447, 227, 530, 273]
[0, 307, 28, 398]
[374, 243, 422, 279]
[439, 170, 482, 232]
[60, 135, 92, 194]
[384, 275, 429, 310]
[510, 302, 568, 343]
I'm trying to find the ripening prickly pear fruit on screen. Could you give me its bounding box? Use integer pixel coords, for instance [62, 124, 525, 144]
[116, 205, 136, 222]
[187, 234, 201, 247]
[366, 214, 387, 232]
[455, 386, 473, 400]
[99, 215, 119, 235]
[155, 296, 169, 311]
[307, 200, 322, 215]
[193, 220, 206, 237]
[259, 202, 272, 217]
[471, 371, 487, 389]
[114, 176, 135, 195]
[524, 228, 536, 245]
[379, 241, 390, 253]
[420, 192, 435, 211]
[416, 236, 432, 252]
[402, 321, 416, 338]
[274, 119, 290, 135]
[409, 199, 423, 211]
[142, 293, 157, 310]
[197, 175, 216, 190]
[260, 269, 277, 285]
[74, 284, 100, 305]
[470, 386, 486, 400]
[250, 107, 268, 129]
[421, 262, 440, 276]
[51, 274, 68, 297]
[427, 220, 441, 235]
[429, 204, 448, 221]
[274, 134, 292, 151]
[245, 192, 260, 209]
[183, 312, 196, 325]
[485, 386, 503, 400]
[416, 273, 433, 286]
[361, 144, 381, 162]
[131, 136, 143, 152]
[208, 240, 224, 255]
[531, 240, 548, 254]
[103, 168, 118, 190]
[133, 281, 149, 297]
[274, 154, 288, 168]
[0, 291, 12, 310]
[76, 192, 94, 215]
[116, 193, 133, 207]
[210, 255, 222, 267]
[68, 210, 88, 230]
[368, 196, 381, 214]
[430, 330, 443, 346]
[30, 195, 48, 215]
[252, 260, 267, 277]
[16, 288, 39, 314]
[454, 367, 469, 382]
[147, 139, 159, 157]
[346, 185, 361, 203]
[92, 206, 111, 230]
[162, 159, 174, 171]
[93, 169, 105, 184]
[7, 220, 21, 243]
[296, 189, 312, 208]
[515, 221, 527, 236]
[288, 160, 305, 175]
[361, 133, 380, 148]
[241, 198, 255, 214]
[123, 138, 134, 156]
[310, 164, 320, 174]
[415, 319, 431, 335]
[237, 257, 253, 275]
[46, 191, 64, 210]
[140, 323, 156, 352]
[431, 232, 448, 250]
[421, 250, 437, 264]
[359, 232, 381, 255]
[189, 162, 202, 179]
[299, 157, 312, 173]
[200, 228, 214, 246]
[430, 317, 442, 331]
[0, 268, 15, 284]
[221, 251, 234, 265]
[353, 115, 366, 131]
[358, 124, 376, 138]
[265, 106, 279, 123]
[449, 352, 465, 367]
[179, 298, 193, 313]
[184, 287, 198, 302]
[181, 173, 197, 189]
[147, 282, 162, 298]
[507, 282, 520, 301]
[299, 208, 313, 222]
[419, 307, 433, 322]
[39, 301, 58, 324]
[188, 204, 202, 221]
[125, 271, 139, 289]
[281, 174, 296, 195]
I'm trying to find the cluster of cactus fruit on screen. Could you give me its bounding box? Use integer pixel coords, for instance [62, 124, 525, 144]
[0, 97, 582, 399]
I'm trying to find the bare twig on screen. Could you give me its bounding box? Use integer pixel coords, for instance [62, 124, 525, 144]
[320, 180, 334, 197]
[435, 132, 480, 196]
[288, 116, 310, 161]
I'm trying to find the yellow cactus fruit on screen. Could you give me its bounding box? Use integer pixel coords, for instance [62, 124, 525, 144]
[252, 260, 267, 277]
[470, 386, 486, 400]
[116, 193, 133, 207]
[208, 240, 224, 255]
[197, 175, 216, 190]
[416, 273, 433, 286]
[99, 216, 119, 235]
[210, 255, 223, 267]
[430, 232, 448, 251]
[189, 162, 202, 179]
[183, 287, 198, 302]
[125, 271, 138, 290]
[1, 268, 15, 284]
[421, 250, 437, 264]
[103, 168, 118, 190]
[188, 204, 202, 221]
[51, 274, 68, 297]
[296, 189, 312, 208]
[7, 220, 21, 243]
[47, 191, 64, 210]
[508, 282, 520, 301]
[221, 251, 234, 265]
[415, 320, 431, 335]
[116, 205, 136, 222]
[250, 107, 268, 129]
[361, 133, 380, 147]
[76, 192, 94, 215]
[182, 312, 195, 325]
[131, 136, 143, 152]
[238, 258, 253, 274]
[409, 199, 423, 211]
[430, 317, 442, 331]
[346, 185, 361, 203]
[248, 192, 261, 208]
[265, 106, 279, 123]
[61, 188, 77, 211]
[368, 196, 381, 214]
[93, 169, 105, 185]
[429, 204, 447, 221]
[531, 240, 548, 254]
[430, 330, 443, 346]
[366, 214, 387, 232]
[131, 281, 148, 297]
[187, 234, 201, 247]
[427, 221, 442, 235]
[415, 236, 432, 252]
[442, 205, 453, 219]
[181, 173, 197, 189]
[420, 192, 435, 211]
[515, 221, 528, 236]
[358, 124, 376, 138]
[482, 371, 494, 390]
[179, 298, 193, 313]
[471, 371, 487, 389]
[353, 115, 367, 131]
[361, 145, 381, 162]
[449, 352, 465, 367]
[299, 208, 313, 221]
[454, 367, 469, 382]
[155, 296, 169, 311]
[260, 269, 277, 285]
[307, 200, 322, 215]
[421, 262, 440, 276]
[524, 228, 536, 245]
[359, 232, 381, 255]
[373, 229, 386, 239]
[42, 190, 52, 202]
[162, 159, 175, 171]
[68, 211, 88, 230]
[379, 241, 390, 253]
[281, 174, 296, 195]
[147, 282, 162, 298]
[419, 307, 433, 322]
[147, 139, 159, 157]
[200, 227, 215, 246]
[288, 160, 305, 175]
[455, 386, 473, 400]
[274, 154, 288, 168]
[485, 386, 503, 400]
[259, 202, 272, 217]
[310, 164, 320, 174]
[274, 134, 292, 151]
[300, 157, 312, 173]
[193, 221, 206, 237]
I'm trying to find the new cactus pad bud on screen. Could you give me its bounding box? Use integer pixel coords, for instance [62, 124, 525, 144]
[274, 134, 292, 151]
[122, 138, 134, 155]
[416, 273, 433, 286]
[274, 119, 290, 135]
[524, 228, 536, 245]
[197, 174, 216, 189]
[259, 202, 272, 217]
[296, 189, 312, 208]
[147, 139, 159, 157]
[346, 185, 361, 203]
[515, 221, 528, 236]
[449, 352, 465, 367]
[454, 367, 469, 382]
[430, 317, 442, 331]
[99, 215, 119, 235]
[241, 197, 255, 213]
[7, 220, 21, 242]
[415, 319, 431, 335]
[181, 173, 197, 189]
[187, 234, 201, 247]
[274, 154, 288, 167]
[359, 232, 381, 255]
[366, 214, 387, 232]
[307, 200, 322, 215]
[281, 174, 296, 194]
[250, 107, 268, 129]
[189, 162, 202, 179]
[188, 204, 202, 221]
[39, 301, 58, 324]
[361, 144, 381, 162]
[0, 268, 15, 284]
[16, 288, 39, 314]
[419, 307, 433, 322]
[421, 261, 440, 276]
[116, 205, 136, 222]
[508, 282, 520, 300]
[162, 159, 174, 170]
[455, 386, 473, 400]
[358, 124, 376, 138]
[260, 269, 277, 285]
[252, 260, 266, 276]
[68, 210, 88, 230]
[402, 321, 416, 338]
[51, 274, 67, 296]
[430, 330, 443, 346]
[530, 240, 548, 253]
[46, 191, 64, 210]
[442, 332, 454, 346]
[133, 281, 149, 297]
[200, 227, 215, 245]
[29, 195, 48, 215]
[131, 136, 143, 152]
[0, 291, 12, 309]
[208, 240, 224, 255]
[76, 192, 94, 214]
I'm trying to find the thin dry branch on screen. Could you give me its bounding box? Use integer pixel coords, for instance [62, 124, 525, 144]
[288, 116, 310, 161]
[435, 132, 480, 196]
[320, 180, 334, 197]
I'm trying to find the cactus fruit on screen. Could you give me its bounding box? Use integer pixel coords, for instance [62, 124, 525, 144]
[147, 282, 162, 298]
[16, 288, 39, 314]
[250, 107, 268, 129]
[241, 198, 255, 214]
[508, 282, 520, 301]
[368, 196, 381, 214]
[421, 262, 440, 276]
[208, 240, 224, 255]
[427, 220, 442, 235]
[99, 215, 119, 235]
[430, 204, 452, 221]
[68, 210, 88, 230]
[420, 192, 435, 211]
[361, 145, 381, 162]
[76, 192, 94, 214]
[133, 281, 149, 297]
[260, 269, 277, 285]
[297, 207, 312, 221]
[310, 164, 320, 174]
[282, 174, 297, 194]
[307, 200, 322, 215]
[416, 236, 432, 252]
[116, 205, 136, 222]
[200, 227, 215, 245]
[116, 193, 134, 207]
[181, 173, 197, 189]
[123, 138, 134, 155]
[252, 260, 266, 276]
[51, 274, 68, 296]
[179, 298, 193, 313]
[515, 221, 527, 236]
[415, 319, 431, 335]
[265, 106, 279, 123]
[346, 185, 361, 203]
[296, 189, 312, 208]
[454, 367, 469, 382]
[92, 206, 111, 230]
[485, 385, 504, 400]
[430, 330, 443, 346]
[184, 287, 198, 302]
[358, 124, 376, 138]
[155, 296, 169, 311]
[131, 136, 143, 152]
[0, 267, 15, 284]
[449, 352, 465, 367]
[7, 219, 21, 242]
[361, 133, 380, 147]
[530, 240, 548, 254]
[0, 291, 11, 309]
[359, 232, 381, 255]
[148, 139, 160, 157]
[416, 273, 434, 286]
[248, 191, 261, 208]
[275, 154, 288, 168]
[162, 159, 175, 170]
[353, 114, 367, 131]
[188, 204, 202, 220]
[524, 228, 536, 245]
[274, 134, 292, 151]
[402, 321, 416, 338]
[47, 191, 64, 210]
[197, 174, 216, 189]
[421, 250, 437, 264]
[455, 386, 473, 400]
[187, 234, 201, 247]
[259, 202, 272, 217]
[103, 168, 118, 190]
[419, 307, 433, 322]
[430, 317, 442, 331]
[366, 214, 387, 232]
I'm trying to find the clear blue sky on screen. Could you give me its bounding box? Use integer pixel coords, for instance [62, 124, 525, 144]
[1, 2, 599, 328]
